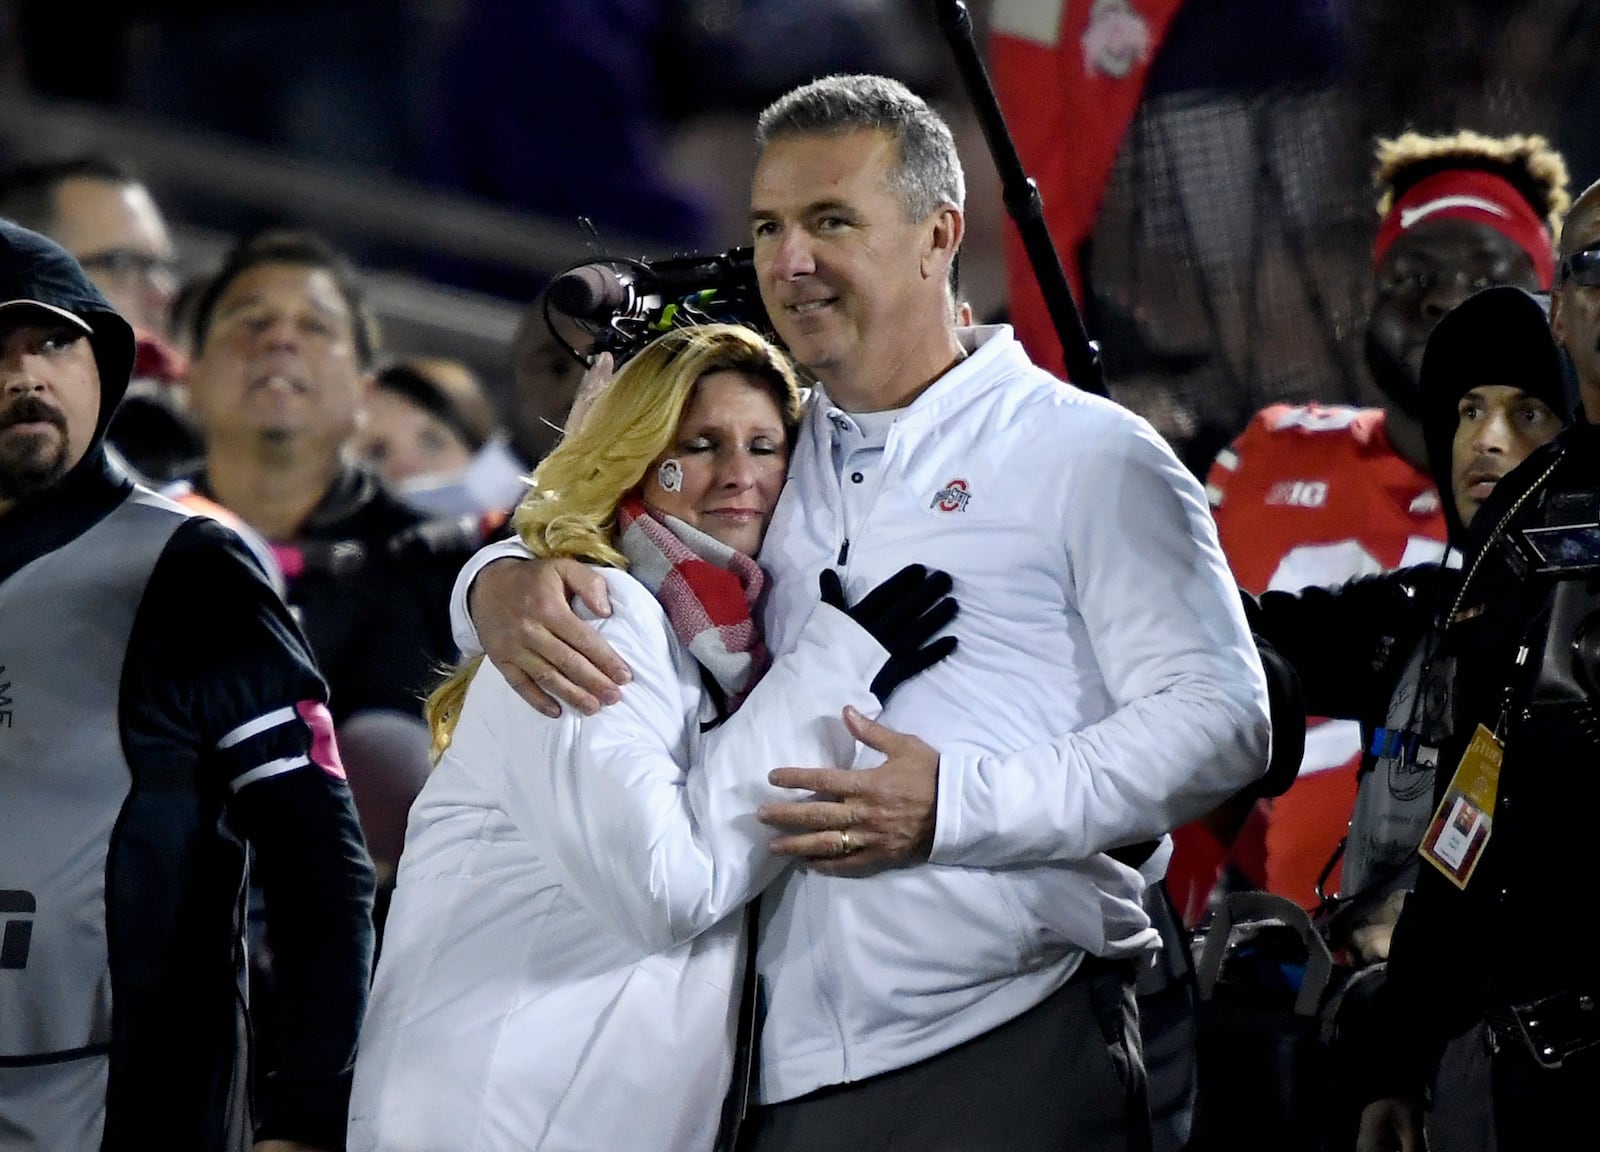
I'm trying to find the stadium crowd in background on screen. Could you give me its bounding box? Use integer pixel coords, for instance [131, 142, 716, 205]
[3, 4, 1600, 1151]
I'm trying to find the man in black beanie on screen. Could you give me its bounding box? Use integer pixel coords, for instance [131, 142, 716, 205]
[1349, 271, 1600, 1147]
[1417, 285, 1574, 546]
[0, 214, 374, 1150]
[1240, 285, 1572, 1151]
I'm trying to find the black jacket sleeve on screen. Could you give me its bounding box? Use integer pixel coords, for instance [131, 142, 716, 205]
[1247, 564, 1452, 723]
[122, 516, 375, 1149]
[1245, 627, 1306, 801]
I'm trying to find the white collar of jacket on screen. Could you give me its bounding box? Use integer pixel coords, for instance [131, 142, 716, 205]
[805, 324, 1021, 444]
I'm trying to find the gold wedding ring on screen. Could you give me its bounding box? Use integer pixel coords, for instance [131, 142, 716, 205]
[839, 830, 854, 856]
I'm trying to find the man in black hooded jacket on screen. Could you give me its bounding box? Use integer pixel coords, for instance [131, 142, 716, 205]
[1245, 284, 1573, 1150]
[1346, 217, 1600, 1147]
[0, 217, 374, 1150]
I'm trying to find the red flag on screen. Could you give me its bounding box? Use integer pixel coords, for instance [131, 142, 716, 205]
[989, 0, 1185, 379]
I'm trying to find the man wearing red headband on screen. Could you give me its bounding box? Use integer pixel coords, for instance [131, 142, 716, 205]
[1171, 132, 1570, 925]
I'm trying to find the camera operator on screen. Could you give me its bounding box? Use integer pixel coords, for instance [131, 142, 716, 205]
[1238, 284, 1569, 1150]
[1356, 179, 1600, 1152]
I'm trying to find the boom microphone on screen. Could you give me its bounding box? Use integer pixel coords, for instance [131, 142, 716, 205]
[547, 264, 633, 322]
[550, 251, 756, 320]
[543, 246, 771, 365]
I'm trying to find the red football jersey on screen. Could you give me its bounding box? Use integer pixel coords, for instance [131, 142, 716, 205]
[1169, 404, 1448, 921]
[989, 0, 1185, 379]
[1207, 404, 1447, 595]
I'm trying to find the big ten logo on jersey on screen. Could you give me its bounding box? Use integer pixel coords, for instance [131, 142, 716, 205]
[0, 664, 11, 728]
[1265, 480, 1329, 508]
[1, 890, 34, 968]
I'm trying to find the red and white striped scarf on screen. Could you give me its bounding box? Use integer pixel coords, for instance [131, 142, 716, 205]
[615, 494, 770, 715]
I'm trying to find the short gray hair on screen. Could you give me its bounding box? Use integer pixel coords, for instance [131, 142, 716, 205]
[756, 74, 966, 221]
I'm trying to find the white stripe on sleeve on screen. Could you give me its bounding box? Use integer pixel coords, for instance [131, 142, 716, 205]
[216, 706, 298, 750]
[230, 755, 311, 791]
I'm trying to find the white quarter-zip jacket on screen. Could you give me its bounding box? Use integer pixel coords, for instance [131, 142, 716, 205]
[350, 568, 883, 1151]
[448, 325, 1271, 1108]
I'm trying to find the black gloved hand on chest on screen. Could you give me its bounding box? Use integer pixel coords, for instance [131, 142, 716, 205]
[819, 563, 959, 703]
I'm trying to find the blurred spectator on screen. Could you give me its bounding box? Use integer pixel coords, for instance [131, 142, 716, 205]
[359, 357, 489, 483]
[506, 296, 588, 465]
[355, 354, 527, 519]
[0, 154, 182, 345]
[178, 227, 473, 916]
[0, 153, 204, 481]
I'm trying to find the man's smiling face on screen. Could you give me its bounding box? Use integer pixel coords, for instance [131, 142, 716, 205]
[749, 128, 954, 409]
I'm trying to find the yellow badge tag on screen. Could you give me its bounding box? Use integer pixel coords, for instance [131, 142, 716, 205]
[1418, 723, 1501, 890]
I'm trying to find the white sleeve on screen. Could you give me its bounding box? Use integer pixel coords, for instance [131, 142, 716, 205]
[930, 418, 1271, 868]
[448, 536, 534, 657]
[506, 576, 885, 953]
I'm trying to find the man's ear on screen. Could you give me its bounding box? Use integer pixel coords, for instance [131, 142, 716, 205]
[1551, 286, 1568, 346]
[921, 205, 964, 282]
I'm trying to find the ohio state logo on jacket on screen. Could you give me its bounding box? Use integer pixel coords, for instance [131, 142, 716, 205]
[931, 479, 971, 512]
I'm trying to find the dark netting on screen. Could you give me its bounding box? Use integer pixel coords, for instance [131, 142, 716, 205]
[1085, 87, 1373, 477]
[1072, 0, 1600, 477]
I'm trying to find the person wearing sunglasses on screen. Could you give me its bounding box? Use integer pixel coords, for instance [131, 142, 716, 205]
[1352, 179, 1600, 1152]
[1553, 181, 1600, 410]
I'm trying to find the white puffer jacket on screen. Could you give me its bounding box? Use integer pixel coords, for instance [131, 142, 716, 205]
[350, 568, 883, 1152]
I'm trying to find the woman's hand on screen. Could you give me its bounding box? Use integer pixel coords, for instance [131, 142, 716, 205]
[470, 556, 632, 717]
[818, 563, 958, 702]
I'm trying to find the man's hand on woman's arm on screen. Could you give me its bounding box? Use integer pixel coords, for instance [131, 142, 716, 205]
[761, 706, 941, 875]
[469, 555, 632, 717]
[757, 564, 959, 874]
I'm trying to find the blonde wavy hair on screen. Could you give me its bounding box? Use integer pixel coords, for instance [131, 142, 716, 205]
[424, 323, 804, 760]
[1373, 130, 1570, 238]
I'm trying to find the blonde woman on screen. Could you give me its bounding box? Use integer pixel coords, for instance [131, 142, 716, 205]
[347, 324, 957, 1152]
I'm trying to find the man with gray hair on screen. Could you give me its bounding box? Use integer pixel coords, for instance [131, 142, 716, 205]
[450, 73, 1271, 1152]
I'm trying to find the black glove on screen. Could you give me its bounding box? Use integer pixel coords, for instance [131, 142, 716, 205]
[819, 563, 959, 702]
